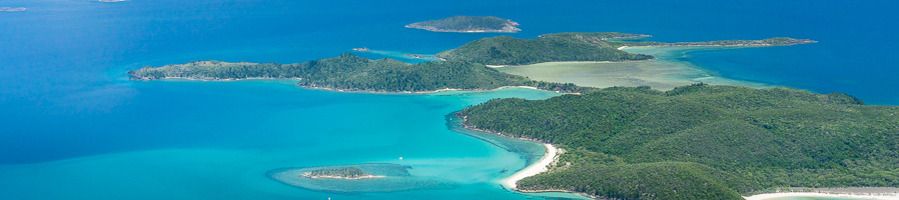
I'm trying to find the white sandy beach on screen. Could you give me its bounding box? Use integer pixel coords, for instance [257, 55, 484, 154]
[743, 192, 898, 200]
[501, 143, 559, 189]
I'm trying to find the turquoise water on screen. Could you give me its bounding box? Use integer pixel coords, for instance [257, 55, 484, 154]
[269, 163, 450, 193]
[2, 0, 898, 199]
[0, 81, 573, 199]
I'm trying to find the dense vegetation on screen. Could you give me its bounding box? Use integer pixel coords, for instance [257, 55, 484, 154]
[437, 32, 654, 65]
[460, 84, 899, 200]
[405, 16, 520, 33]
[130, 53, 590, 93]
[435, 32, 815, 65]
[131, 33, 815, 92]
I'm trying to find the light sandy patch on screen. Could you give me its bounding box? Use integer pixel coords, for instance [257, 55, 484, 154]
[743, 192, 898, 200]
[501, 144, 559, 189]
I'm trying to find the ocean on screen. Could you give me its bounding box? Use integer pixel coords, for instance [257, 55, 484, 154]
[1, 0, 897, 199]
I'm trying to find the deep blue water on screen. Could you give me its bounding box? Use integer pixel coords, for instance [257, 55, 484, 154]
[1, 0, 897, 199]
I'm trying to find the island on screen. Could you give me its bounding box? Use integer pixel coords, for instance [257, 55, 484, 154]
[436, 33, 654, 66]
[301, 167, 382, 180]
[459, 83, 899, 200]
[436, 32, 816, 66]
[269, 163, 451, 193]
[405, 16, 521, 33]
[130, 32, 817, 93]
[0, 7, 27, 12]
[126, 31, 895, 199]
[129, 53, 587, 93]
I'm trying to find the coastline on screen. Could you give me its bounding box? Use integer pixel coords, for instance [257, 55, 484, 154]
[744, 192, 897, 200]
[404, 25, 521, 33]
[499, 143, 559, 189]
[136, 76, 567, 95]
[743, 188, 899, 200]
[457, 116, 587, 198]
[301, 85, 554, 95]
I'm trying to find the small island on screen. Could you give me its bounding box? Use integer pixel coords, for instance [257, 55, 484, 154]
[269, 163, 451, 193]
[405, 16, 521, 33]
[0, 7, 27, 12]
[301, 167, 382, 180]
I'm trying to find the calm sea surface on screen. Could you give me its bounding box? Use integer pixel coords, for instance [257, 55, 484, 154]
[1, 0, 896, 199]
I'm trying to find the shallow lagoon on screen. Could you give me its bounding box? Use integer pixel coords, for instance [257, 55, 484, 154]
[0, 81, 587, 200]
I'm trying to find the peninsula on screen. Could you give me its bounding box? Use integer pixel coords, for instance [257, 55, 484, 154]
[459, 84, 899, 200]
[405, 16, 521, 33]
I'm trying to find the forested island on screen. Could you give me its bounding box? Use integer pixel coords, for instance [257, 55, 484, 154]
[131, 32, 816, 93]
[459, 84, 898, 200]
[405, 16, 521, 33]
[129, 53, 587, 93]
[301, 167, 381, 180]
[436, 32, 815, 65]
[436, 33, 654, 66]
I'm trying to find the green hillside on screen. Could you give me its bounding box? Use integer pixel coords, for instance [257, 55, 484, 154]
[460, 84, 899, 200]
[130, 53, 587, 93]
[437, 33, 654, 65]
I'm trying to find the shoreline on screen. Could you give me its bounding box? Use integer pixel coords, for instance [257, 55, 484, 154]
[301, 85, 554, 95]
[456, 114, 899, 200]
[743, 187, 899, 200]
[137, 77, 567, 95]
[456, 116, 585, 198]
[404, 25, 521, 33]
[743, 192, 898, 200]
[499, 143, 559, 189]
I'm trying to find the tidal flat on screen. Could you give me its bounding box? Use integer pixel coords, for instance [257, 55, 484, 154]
[499, 46, 768, 91]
